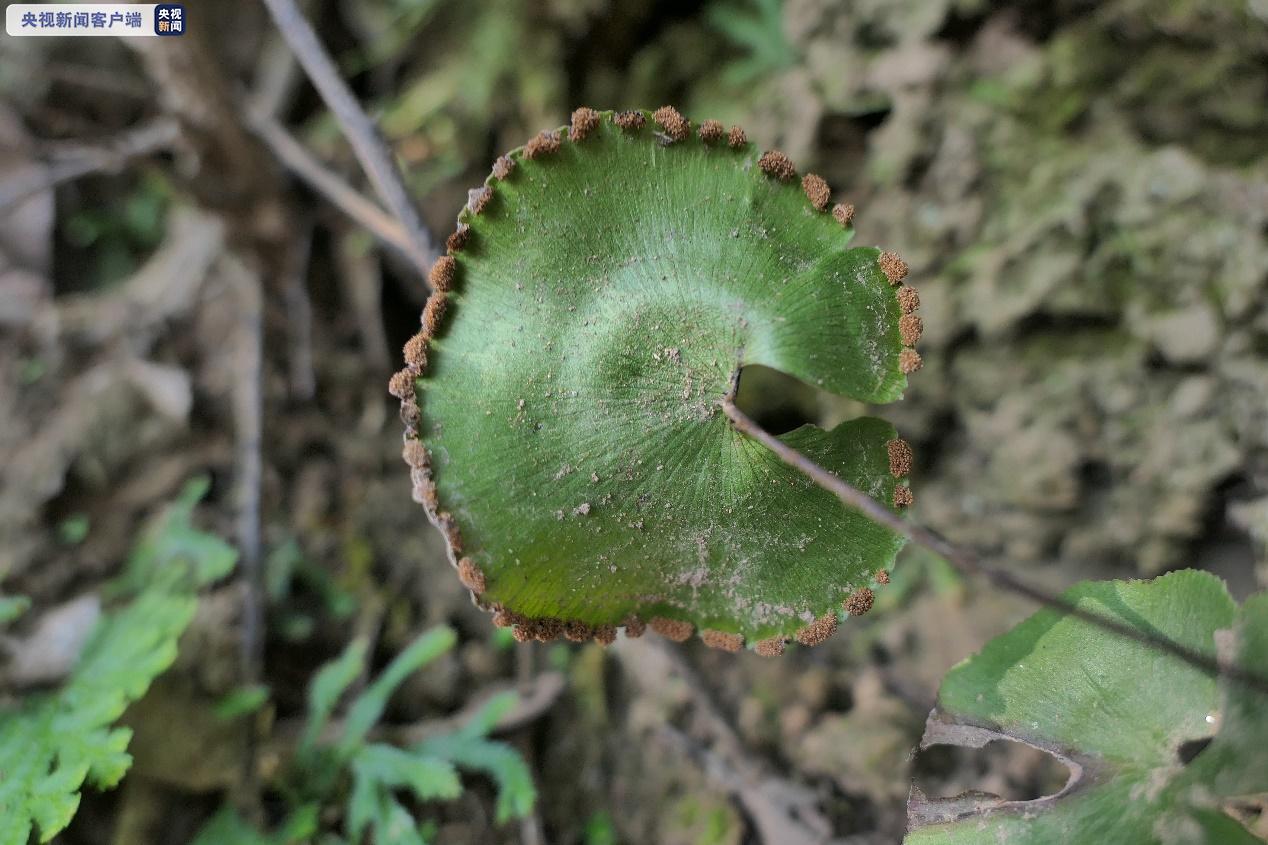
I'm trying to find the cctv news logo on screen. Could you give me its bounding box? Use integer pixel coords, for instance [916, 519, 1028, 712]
[5, 4, 186, 37]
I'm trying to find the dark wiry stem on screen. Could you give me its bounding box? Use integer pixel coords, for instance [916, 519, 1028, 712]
[720, 398, 1268, 696]
[257, 0, 436, 275]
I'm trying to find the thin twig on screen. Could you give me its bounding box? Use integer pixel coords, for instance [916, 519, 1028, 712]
[224, 255, 267, 816]
[246, 110, 423, 267]
[0, 118, 179, 212]
[257, 0, 436, 274]
[282, 220, 317, 401]
[720, 398, 1268, 696]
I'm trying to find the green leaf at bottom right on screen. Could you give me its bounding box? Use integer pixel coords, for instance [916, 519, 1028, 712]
[906, 570, 1268, 844]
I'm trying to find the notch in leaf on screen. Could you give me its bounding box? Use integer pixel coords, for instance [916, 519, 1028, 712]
[391, 108, 923, 652]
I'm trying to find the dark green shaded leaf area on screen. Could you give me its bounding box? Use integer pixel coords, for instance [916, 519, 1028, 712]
[906, 571, 1268, 844]
[418, 111, 912, 644]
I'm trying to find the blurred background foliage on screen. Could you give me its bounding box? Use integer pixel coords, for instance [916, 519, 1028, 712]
[0, 0, 1266, 842]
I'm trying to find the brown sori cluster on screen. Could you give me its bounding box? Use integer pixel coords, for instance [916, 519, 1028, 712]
[564, 621, 595, 642]
[701, 629, 744, 652]
[614, 110, 645, 131]
[446, 224, 470, 254]
[802, 173, 831, 211]
[899, 314, 923, 347]
[844, 587, 874, 617]
[594, 625, 617, 645]
[879, 251, 908, 284]
[402, 439, 429, 469]
[758, 150, 797, 182]
[457, 557, 486, 594]
[569, 106, 600, 141]
[886, 438, 913, 478]
[899, 348, 923, 375]
[649, 616, 695, 642]
[467, 186, 493, 216]
[754, 637, 786, 657]
[421, 292, 448, 336]
[388, 368, 415, 400]
[727, 125, 746, 148]
[524, 130, 561, 159]
[879, 251, 922, 377]
[698, 119, 724, 144]
[429, 255, 456, 293]
[894, 485, 914, 508]
[794, 612, 839, 647]
[876, 569, 891, 585]
[832, 203, 855, 228]
[652, 105, 689, 141]
[623, 615, 646, 638]
[492, 155, 515, 180]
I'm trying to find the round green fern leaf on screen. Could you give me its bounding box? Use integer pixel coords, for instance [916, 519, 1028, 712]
[392, 108, 922, 652]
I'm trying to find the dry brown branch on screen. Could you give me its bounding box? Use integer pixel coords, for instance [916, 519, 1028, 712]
[720, 397, 1268, 695]
[257, 0, 436, 274]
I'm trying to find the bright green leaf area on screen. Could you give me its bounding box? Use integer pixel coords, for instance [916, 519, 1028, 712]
[0, 479, 235, 845]
[906, 570, 1268, 845]
[424, 110, 910, 642]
